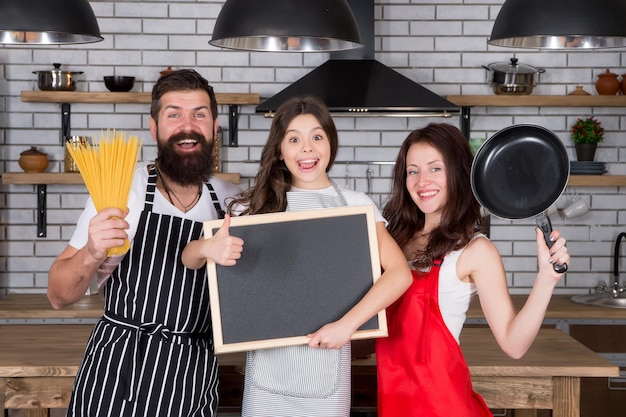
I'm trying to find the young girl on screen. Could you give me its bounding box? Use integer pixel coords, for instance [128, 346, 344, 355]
[182, 95, 411, 416]
[376, 123, 570, 416]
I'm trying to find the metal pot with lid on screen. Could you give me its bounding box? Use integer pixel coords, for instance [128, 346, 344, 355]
[33, 63, 84, 91]
[482, 57, 545, 95]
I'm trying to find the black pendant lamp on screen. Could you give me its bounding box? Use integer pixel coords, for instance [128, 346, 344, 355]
[0, 0, 103, 45]
[209, 0, 362, 52]
[489, 0, 626, 49]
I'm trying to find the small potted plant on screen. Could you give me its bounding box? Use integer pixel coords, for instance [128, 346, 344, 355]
[571, 116, 604, 161]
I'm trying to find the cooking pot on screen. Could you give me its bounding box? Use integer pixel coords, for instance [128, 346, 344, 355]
[471, 124, 568, 272]
[482, 58, 545, 95]
[33, 63, 83, 91]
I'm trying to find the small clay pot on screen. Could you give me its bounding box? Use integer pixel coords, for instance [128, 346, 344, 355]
[18, 146, 49, 173]
[569, 85, 591, 96]
[159, 66, 173, 77]
[595, 69, 620, 95]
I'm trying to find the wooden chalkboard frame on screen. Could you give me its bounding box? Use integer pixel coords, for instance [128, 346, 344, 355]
[203, 205, 386, 354]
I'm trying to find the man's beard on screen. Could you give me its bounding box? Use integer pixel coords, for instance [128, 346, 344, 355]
[156, 130, 215, 186]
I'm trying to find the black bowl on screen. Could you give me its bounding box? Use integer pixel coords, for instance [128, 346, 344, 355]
[104, 76, 135, 92]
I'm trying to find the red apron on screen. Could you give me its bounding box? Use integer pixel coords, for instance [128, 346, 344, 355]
[376, 260, 492, 417]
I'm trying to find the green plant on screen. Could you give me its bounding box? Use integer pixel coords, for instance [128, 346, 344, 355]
[571, 116, 605, 144]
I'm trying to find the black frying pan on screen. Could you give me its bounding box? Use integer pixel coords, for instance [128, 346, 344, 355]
[471, 124, 569, 273]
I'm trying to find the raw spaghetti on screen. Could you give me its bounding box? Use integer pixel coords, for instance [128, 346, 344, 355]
[66, 130, 142, 256]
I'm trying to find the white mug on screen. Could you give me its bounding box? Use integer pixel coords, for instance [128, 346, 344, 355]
[562, 198, 589, 219]
[555, 194, 570, 210]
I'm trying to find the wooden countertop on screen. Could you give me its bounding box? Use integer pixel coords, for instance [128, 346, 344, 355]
[0, 325, 617, 379]
[467, 294, 626, 320]
[0, 294, 103, 319]
[3, 293, 626, 320]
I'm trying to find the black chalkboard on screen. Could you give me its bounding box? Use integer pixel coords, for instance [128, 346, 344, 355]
[203, 205, 386, 354]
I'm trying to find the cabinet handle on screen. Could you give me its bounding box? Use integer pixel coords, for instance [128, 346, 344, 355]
[608, 373, 626, 391]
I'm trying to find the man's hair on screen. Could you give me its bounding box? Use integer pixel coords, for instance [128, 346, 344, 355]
[150, 69, 217, 122]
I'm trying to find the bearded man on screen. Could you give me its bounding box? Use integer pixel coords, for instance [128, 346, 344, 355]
[48, 69, 243, 417]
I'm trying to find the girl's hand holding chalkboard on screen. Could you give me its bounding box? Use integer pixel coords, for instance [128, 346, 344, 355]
[307, 320, 355, 350]
[181, 214, 244, 269]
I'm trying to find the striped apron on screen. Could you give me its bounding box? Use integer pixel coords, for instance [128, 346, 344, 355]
[242, 180, 353, 417]
[67, 166, 223, 417]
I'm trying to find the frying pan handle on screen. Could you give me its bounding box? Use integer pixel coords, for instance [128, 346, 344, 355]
[536, 214, 568, 273]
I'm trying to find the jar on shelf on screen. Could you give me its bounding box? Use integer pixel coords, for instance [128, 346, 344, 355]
[568, 85, 591, 96]
[595, 69, 620, 95]
[65, 136, 88, 172]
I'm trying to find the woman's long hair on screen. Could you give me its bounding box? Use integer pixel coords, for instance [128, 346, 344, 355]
[228, 95, 338, 215]
[383, 123, 482, 270]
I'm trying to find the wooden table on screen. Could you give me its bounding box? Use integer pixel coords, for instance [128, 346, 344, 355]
[0, 324, 618, 417]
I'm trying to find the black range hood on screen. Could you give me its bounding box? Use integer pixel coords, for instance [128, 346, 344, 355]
[256, 0, 459, 116]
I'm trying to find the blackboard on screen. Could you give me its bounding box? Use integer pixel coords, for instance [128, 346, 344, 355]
[203, 205, 386, 354]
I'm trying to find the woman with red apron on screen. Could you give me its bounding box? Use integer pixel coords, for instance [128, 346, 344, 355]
[377, 123, 570, 417]
[376, 261, 492, 417]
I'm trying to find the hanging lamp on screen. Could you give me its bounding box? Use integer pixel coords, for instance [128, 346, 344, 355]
[0, 0, 103, 45]
[488, 0, 626, 49]
[209, 0, 362, 52]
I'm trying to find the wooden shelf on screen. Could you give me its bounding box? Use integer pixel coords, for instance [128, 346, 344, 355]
[446, 95, 626, 107]
[444, 95, 626, 188]
[3, 173, 623, 187]
[21, 91, 260, 105]
[567, 175, 626, 187]
[2, 172, 241, 185]
[2, 172, 241, 238]
[21, 91, 261, 147]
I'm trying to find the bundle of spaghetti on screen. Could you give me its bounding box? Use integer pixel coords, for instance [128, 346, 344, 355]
[66, 129, 142, 256]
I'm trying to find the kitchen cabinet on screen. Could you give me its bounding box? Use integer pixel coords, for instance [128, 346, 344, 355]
[568, 325, 626, 417]
[446, 95, 626, 189]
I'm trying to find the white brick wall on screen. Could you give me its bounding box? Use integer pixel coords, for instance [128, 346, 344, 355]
[1, 0, 626, 295]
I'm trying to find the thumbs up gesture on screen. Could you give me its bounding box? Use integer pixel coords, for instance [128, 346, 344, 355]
[181, 214, 244, 269]
[210, 214, 244, 266]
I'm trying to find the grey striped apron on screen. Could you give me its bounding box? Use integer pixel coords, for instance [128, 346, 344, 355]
[242, 180, 353, 417]
[67, 166, 222, 417]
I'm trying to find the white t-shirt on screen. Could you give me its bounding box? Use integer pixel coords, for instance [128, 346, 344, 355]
[69, 163, 243, 287]
[69, 163, 242, 249]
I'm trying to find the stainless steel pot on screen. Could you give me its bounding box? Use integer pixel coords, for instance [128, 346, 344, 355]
[33, 63, 84, 91]
[482, 57, 545, 95]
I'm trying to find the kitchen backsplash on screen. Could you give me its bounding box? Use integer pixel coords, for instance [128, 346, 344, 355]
[1, 0, 626, 294]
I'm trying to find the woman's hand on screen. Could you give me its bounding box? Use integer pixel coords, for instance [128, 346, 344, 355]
[536, 227, 569, 281]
